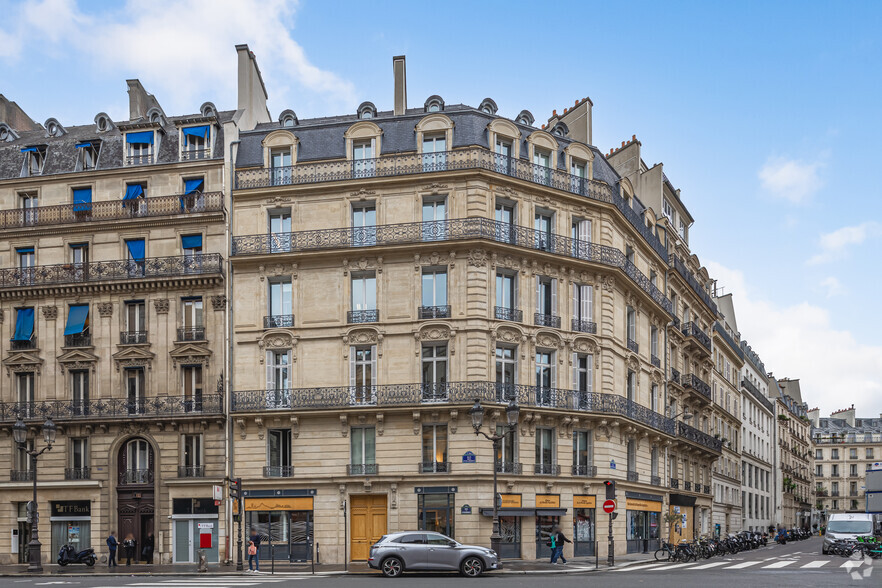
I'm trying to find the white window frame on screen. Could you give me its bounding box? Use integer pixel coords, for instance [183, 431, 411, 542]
[349, 345, 377, 405]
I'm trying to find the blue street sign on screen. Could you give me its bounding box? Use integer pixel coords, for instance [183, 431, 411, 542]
[462, 451, 476, 463]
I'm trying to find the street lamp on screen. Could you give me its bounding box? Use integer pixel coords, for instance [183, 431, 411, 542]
[469, 398, 519, 561]
[13, 417, 56, 573]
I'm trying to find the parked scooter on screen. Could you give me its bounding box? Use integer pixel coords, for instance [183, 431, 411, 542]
[57, 544, 96, 566]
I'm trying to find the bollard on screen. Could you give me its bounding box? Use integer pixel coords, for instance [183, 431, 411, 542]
[197, 550, 208, 573]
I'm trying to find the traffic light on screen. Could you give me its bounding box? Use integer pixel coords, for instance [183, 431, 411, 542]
[230, 477, 242, 501]
[605, 480, 616, 500]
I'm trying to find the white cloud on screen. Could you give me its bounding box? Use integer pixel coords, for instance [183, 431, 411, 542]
[819, 276, 844, 298]
[758, 156, 823, 204]
[706, 260, 882, 416]
[807, 221, 881, 265]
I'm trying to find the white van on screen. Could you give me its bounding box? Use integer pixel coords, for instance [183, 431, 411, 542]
[822, 513, 875, 554]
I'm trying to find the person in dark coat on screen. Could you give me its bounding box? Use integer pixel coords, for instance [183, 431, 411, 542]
[106, 531, 118, 567]
[123, 533, 137, 566]
[549, 525, 572, 564]
[248, 528, 262, 572]
[142, 532, 154, 564]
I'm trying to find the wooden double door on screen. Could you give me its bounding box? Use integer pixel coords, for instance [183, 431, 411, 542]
[350, 495, 387, 561]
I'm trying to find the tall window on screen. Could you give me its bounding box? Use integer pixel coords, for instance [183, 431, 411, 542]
[268, 210, 292, 252]
[627, 439, 636, 474]
[420, 268, 448, 317]
[182, 234, 202, 259]
[350, 426, 376, 474]
[124, 301, 146, 343]
[125, 368, 145, 414]
[535, 428, 555, 474]
[70, 438, 89, 478]
[14, 439, 34, 475]
[350, 345, 377, 405]
[181, 297, 204, 340]
[71, 370, 89, 416]
[421, 196, 447, 241]
[266, 350, 291, 408]
[534, 211, 553, 250]
[18, 246, 35, 270]
[125, 439, 150, 480]
[650, 326, 659, 360]
[17, 372, 35, 415]
[494, 200, 516, 243]
[651, 446, 659, 481]
[496, 424, 517, 471]
[266, 429, 292, 477]
[422, 425, 448, 473]
[181, 434, 202, 476]
[535, 276, 556, 320]
[421, 345, 448, 401]
[422, 134, 447, 171]
[268, 281, 293, 326]
[650, 383, 659, 413]
[662, 199, 673, 222]
[270, 148, 292, 185]
[20, 192, 39, 225]
[494, 138, 513, 174]
[573, 430, 593, 475]
[352, 203, 377, 246]
[570, 160, 587, 192]
[573, 354, 592, 408]
[495, 271, 517, 312]
[182, 126, 209, 160]
[572, 219, 592, 258]
[126, 132, 154, 165]
[181, 365, 203, 412]
[626, 306, 637, 349]
[533, 149, 551, 185]
[572, 284, 593, 333]
[350, 273, 377, 314]
[352, 140, 376, 177]
[626, 370, 636, 402]
[535, 350, 554, 406]
[495, 346, 516, 401]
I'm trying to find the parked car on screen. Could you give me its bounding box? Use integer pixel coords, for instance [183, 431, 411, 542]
[368, 531, 499, 577]
[823, 513, 875, 554]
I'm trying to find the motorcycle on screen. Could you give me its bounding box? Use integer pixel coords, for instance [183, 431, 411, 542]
[57, 544, 96, 566]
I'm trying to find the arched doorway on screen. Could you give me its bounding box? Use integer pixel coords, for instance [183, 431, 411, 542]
[117, 438, 155, 562]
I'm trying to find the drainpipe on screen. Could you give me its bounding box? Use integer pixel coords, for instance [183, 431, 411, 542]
[226, 140, 240, 566]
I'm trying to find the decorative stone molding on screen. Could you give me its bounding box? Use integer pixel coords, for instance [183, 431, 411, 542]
[413, 411, 421, 435]
[210, 295, 227, 311]
[467, 249, 487, 267]
[290, 416, 299, 438]
[169, 343, 211, 369]
[57, 348, 99, 374]
[116, 422, 149, 437]
[97, 302, 113, 318]
[449, 410, 458, 434]
[265, 195, 292, 205]
[496, 186, 519, 199]
[258, 331, 298, 359]
[376, 413, 385, 436]
[349, 188, 376, 199]
[420, 183, 448, 192]
[41, 306, 58, 320]
[343, 256, 383, 275]
[112, 345, 155, 372]
[626, 355, 640, 372]
[390, 483, 398, 509]
[154, 298, 170, 314]
[414, 251, 456, 272]
[534, 331, 563, 352]
[3, 352, 44, 376]
[342, 328, 382, 358]
[258, 263, 295, 282]
[414, 324, 454, 354]
[599, 275, 615, 292]
[340, 415, 348, 436]
[254, 417, 264, 440]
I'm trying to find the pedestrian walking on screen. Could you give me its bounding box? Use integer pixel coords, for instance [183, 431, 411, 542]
[123, 533, 137, 566]
[142, 532, 154, 563]
[106, 531, 118, 567]
[548, 525, 572, 565]
[247, 528, 261, 572]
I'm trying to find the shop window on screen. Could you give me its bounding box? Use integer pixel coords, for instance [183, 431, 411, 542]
[418, 495, 455, 538]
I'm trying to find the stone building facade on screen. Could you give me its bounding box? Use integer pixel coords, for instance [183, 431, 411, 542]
[771, 378, 813, 529]
[739, 339, 776, 532]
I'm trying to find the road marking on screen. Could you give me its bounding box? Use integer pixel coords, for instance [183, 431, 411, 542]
[724, 561, 762, 569]
[657, 562, 699, 570]
[689, 561, 729, 570]
[762, 560, 796, 569]
[801, 560, 829, 568]
[840, 560, 864, 569]
[614, 563, 669, 572]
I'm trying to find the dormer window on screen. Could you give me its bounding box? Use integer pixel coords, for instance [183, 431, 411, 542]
[424, 95, 444, 113]
[126, 131, 154, 165]
[75, 141, 100, 171]
[357, 102, 377, 120]
[479, 98, 498, 115]
[20, 146, 47, 177]
[279, 110, 298, 127]
[181, 126, 210, 160]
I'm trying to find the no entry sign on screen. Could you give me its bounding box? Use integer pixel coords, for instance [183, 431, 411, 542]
[602, 499, 617, 513]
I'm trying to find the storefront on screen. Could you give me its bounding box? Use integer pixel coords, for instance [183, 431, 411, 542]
[534, 494, 566, 559]
[479, 494, 528, 559]
[573, 495, 596, 556]
[172, 498, 219, 563]
[668, 494, 696, 544]
[625, 493, 661, 553]
[50, 501, 91, 557]
[242, 490, 315, 562]
[416, 488, 455, 537]
[15, 502, 31, 564]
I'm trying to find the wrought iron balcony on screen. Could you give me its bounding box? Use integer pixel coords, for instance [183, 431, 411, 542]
[418, 305, 451, 319]
[671, 316, 681, 330]
[263, 466, 293, 478]
[348, 463, 379, 476]
[0, 394, 223, 422]
[627, 338, 639, 353]
[682, 321, 712, 353]
[120, 331, 148, 345]
[264, 315, 295, 328]
[534, 463, 561, 476]
[651, 475, 661, 487]
[670, 255, 718, 314]
[119, 469, 153, 485]
[65, 467, 91, 480]
[571, 318, 597, 334]
[0, 254, 223, 290]
[670, 367, 680, 384]
[683, 373, 712, 400]
[234, 147, 668, 260]
[180, 148, 209, 161]
[64, 333, 92, 347]
[625, 471, 638, 482]
[233, 218, 673, 315]
[495, 306, 523, 322]
[670, 477, 679, 489]
[10, 336, 37, 350]
[126, 154, 154, 166]
[573, 464, 598, 477]
[496, 462, 523, 474]
[347, 309, 379, 324]
[0, 192, 223, 230]
[678, 421, 723, 452]
[684, 481, 692, 491]
[421, 383, 450, 403]
[177, 327, 206, 342]
[704, 485, 710, 494]
[419, 462, 450, 474]
[651, 355, 661, 368]
[177, 465, 205, 478]
[534, 313, 560, 328]
[10, 470, 34, 482]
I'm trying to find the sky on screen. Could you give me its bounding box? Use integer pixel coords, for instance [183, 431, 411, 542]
[2, 0, 880, 417]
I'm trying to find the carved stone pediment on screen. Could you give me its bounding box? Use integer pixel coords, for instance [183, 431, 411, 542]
[258, 330, 298, 351]
[414, 323, 455, 355]
[169, 342, 212, 368]
[3, 351, 44, 376]
[111, 345, 156, 372]
[57, 348, 100, 373]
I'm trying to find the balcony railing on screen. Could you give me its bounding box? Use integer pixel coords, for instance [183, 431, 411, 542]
[571, 318, 597, 334]
[651, 355, 661, 368]
[348, 463, 379, 476]
[627, 338, 639, 353]
[10, 337, 37, 350]
[119, 469, 153, 485]
[627, 471, 639, 482]
[181, 148, 209, 161]
[682, 322, 712, 352]
[418, 305, 451, 319]
[671, 255, 718, 314]
[0, 192, 223, 230]
[177, 465, 205, 478]
[670, 367, 680, 384]
[651, 475, 661, 487]
[264, 315, 295, 328]
[573, 464, 597, 477]
[741, 377, 775, 412]
[534, 313, 560, 328]
[684, 373, 712, 401]
[10, 470, 34, 482]
[234, 147, 668, 260]
[0, 254, 223, 290]
[64, 333, 92, 347]
[495, 462, 523, 474]
[495, 306, 523, 322]
[347, 309, 379, 324]
[263, 466, 293, 478]
[670, 478, 679, 489]
[684, 481, 692, 491]
[535, 463, 561, 476]
[120, 331, 148, 345]
[704, 485, 710, 494]
[678, 421, 723, 452]
[64, 467, 91, 480]
[126, 154, 154, 166]
[232, 382, 680, 438]
[233, 218, 674, 315]
[714, 323, 744, 360]
[419, 462, 450, 474]
[0, 394, 223, 422]
[177, 327, 206, 341]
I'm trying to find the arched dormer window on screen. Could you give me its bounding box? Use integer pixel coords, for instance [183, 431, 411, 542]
[515, 110, 535, 126]
[550, 121, 568, 138]
[0, 123, 19, 142]
[487, 119, 521, 161]
[94, 113, 114, 133]
[415, 114, 454, 170]
[525, 130, 559, 183]
[564, 142, 594, 183]
[145, 107, 166, 127]
[345, 121, 383, 177]
[262, 130, 298, 184]
[357, 101, 377, 120]
[424, 95, 444, 113]
[279, 109, 298, 127]
[200, 102, 218, 118]
[478, 98, 498, 115]
[44, 118, 66, 137]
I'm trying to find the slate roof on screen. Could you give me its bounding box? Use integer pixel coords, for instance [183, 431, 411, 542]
[813, 417, 882, 433]
[0, 110, 234, 180]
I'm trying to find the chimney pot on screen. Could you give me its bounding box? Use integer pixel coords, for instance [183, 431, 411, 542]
[621, 141, 625, 147]
[553, 109, 557, 116]
[393, 56, 407, 116]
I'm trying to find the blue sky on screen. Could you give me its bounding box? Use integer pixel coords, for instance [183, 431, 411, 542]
[2, 0, 880, 415]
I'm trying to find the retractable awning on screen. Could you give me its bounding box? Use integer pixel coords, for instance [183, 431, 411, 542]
[64, 305, 90, 336]
[12, 308, 35, 341]
[181, 235, 202, 249]
[479, 508, 535, 517]
[126, 131, 154, 144]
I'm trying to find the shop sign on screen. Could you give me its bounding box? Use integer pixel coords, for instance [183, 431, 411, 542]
[574, 495, 596, 509]
[461, 504, 472, 515]
[536, 494, 560, 508]
[462, 451, 476, 463]
[625, 498, 662, 512]
[499, 494, 522, 508]
[198, 523, 214, 529]
[244, 497, 314, 512]
[51, 501, 91, 518]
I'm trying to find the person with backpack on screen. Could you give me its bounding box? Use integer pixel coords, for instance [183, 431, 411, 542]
[548, 524, 572, 564]
[247, 528, 261, 572]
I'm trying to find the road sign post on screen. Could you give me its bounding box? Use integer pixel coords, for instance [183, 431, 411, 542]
[603, 481, 617, 568]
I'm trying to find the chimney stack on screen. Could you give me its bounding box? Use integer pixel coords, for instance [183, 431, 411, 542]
[393, 56, 407, 116]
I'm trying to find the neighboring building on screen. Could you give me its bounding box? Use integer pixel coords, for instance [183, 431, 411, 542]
[739, 339, 775, 533]
[710, 294, 744, 535]
[0, 44, 270, 565]
[810, 405, 882, 523]
[770, 378, 812, 529]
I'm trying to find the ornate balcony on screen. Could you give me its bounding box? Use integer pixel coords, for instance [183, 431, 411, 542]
[64, 333, 92, 347]
[670, 477, 679, 489]
[263, 466, 293, 478]
[180, 148, 209, 161]
[684, 481, 692, 491]
[627, 471, 639, 482]
[419, 462, 450, 474]
[495, 306, 523, 322]
[10, 336, 37, 350]
[670, 255, 718, 314]
[348, 463, 379, 476]
[0, 394, 223, 422]
[496, 462, 523, 475]
[0, 254, 223, 291]
[65, 467, 91, 480]
[177, 327, 206, 342]
[682, 322, 712, 353]
[651, 355, 661, 368]
[534, 313, 560, 328]
[571, 318, 597, 334]
[678, 421, 723, 453]
[627, 338, 639, 353]
[177, 465, 205, 478]
[418, 305, 451, 319]
[10, 470, 34, 482]
[234, 147, 668, 260]
[651, 475, 661, 487]
[683, 373, 712, 401]
[670, 367, 680, 384]
[120, 331, 148, 345]
[0, 192, 223, 231]
[264, 315, 295, 328]
[704, 485, 711, 494]
[535, 463, 561, 476]
[573, 464, 598, 477]
[119, 469, 153, 485]
[233, 218, 673, 316]
[347, 309, 379, 324]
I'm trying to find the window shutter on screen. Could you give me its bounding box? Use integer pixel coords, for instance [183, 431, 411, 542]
[572, 284, 578, 321]
[266, 351, 275, 390]
[551, 279, 557, 315]
[578, 219, 591, 243]
[370, 345, 378, 388]
[349, 348, 356, 388]
[535, 276, 540, 313]
[572, 352, 578, 391]
[582, 285, 592, 321]
[587, 355, 593, 392]
[550, 353, 556, 390]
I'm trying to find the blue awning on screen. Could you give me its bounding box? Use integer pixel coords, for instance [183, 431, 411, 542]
[182, 126, 210, 144]
[12, 308, 35, 341]
[123, 184, 144, 201]
[20, 147, 38, 153]
[184, 178, 204, 194]
[73, 188, 92, 213]
[16, 247, 34, 254]
[181, 235, 202, 250]
[75, 142, 94, 148]
[126, 131, 154, 144]
[64, 305, 90, 336]
[126, 239, 145, 261]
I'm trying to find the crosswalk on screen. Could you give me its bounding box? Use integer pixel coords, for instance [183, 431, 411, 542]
[104, 574, 317, 588]
[615, 556, 879, 573]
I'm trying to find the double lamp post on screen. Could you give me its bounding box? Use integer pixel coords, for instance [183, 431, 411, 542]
[13, 416, 57, 573]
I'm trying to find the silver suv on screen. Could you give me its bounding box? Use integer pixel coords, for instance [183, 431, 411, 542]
[368, 531, 499, 577]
